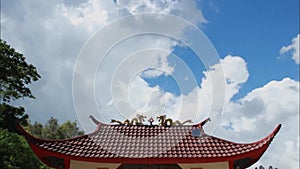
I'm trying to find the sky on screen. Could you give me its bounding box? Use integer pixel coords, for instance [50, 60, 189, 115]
[1, 0, 299, 168]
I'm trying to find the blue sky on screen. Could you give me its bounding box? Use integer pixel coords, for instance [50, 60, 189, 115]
[200, 0, 299, 99]
[144, 45, 206, 96]
[1, 0, 299, 168]
[140, 0, 299, 102]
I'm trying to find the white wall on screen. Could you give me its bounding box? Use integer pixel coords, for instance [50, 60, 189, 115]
[70, 160, 121, 169]
[178, 161, 229, 169]
[69, 160, 229, 169]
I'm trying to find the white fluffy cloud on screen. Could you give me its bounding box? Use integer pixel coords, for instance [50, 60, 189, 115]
[111, 55, 248, 133]
[59, 0, 108, 32]
[216, 77, 299, 168]
[59, 0, 207, 34]
[105, 52, 299, 169]
[148, 54, 298, 168]
[114, 0, 207, 25]
[0, 0, 206, 123]
[100, 49, 298, 168]
[1, 1, 299, 168]
[280, 34, 300, 64]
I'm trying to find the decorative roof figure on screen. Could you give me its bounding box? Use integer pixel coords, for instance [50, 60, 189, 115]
[110, 114, 147, 126]
[157, 115, 193, 127]
[148, 117, 154, 126]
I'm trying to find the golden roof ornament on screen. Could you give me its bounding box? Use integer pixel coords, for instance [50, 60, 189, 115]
[110, 114, 147, 126]
[157, 115, 192, 127]
[111, 114, 192, 126]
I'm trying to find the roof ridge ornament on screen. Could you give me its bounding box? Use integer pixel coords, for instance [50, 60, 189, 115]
[109, 114, 192, 126]
[89, 115, 101, 125]
[148, 117, 154, 126]
[157, 115, 193, 127]
[110, 114, 147, 126]
[199, 117, 211, 127]
[90, 114, 210, 127]
[192, 117, 211, 137]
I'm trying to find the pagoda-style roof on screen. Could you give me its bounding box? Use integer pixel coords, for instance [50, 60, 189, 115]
[17, 118, 281, 169]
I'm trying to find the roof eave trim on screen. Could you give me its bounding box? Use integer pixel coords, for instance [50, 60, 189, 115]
[252, 124, 282, 144]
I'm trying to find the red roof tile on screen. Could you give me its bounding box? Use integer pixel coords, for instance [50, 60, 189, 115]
[19, 123, 281, 161]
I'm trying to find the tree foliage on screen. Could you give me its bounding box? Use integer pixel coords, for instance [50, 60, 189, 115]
[1, 117, 84, 169]
[0, 39, 48, 169]
[28, 117, 84, 139]
[0, 104, 28, 132]
[0, 128, 42, 169]
[0, 40, 84, 168]
[0, 39, 40, 132]
[0, 39, 40, 102]
[58, 120, 84, 139]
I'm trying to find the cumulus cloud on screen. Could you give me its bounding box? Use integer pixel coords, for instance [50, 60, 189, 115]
[97, 51, 299, 168]
[114, 0, 207, 25]
[1, 0, 90, 122]
[1, 0, 299, 168]
[216, 77, 299, 168]
[280, 34, 300, 64]
[58, 0, 207, 34]
[106, 55, 248, 133]
[1, 0, 206, 124]
[59, 0, 108, 32]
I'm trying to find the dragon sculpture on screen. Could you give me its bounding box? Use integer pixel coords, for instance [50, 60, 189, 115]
[157, 115, 193, 127]
[111, 114, 147, 126]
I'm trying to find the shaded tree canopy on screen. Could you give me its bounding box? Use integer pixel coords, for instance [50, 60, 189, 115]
[0, 128, 44, 169]
[0, 39, 40, 132]
[0, 39, 40, 102]
[1, 116, 84, 169]
[28, 117, 84, 139]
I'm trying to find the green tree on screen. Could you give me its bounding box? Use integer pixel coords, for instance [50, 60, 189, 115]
[0, 128, 41, 169]
[0, 39, 40, 132]
[28, 121, 43, 138]
[25, 117, 83, 168]
[0, 40, 83, 168]
[29, 117, 84, 139]
[58, 120, 84, 139]
[0, 40, 48, 168]
[41, 117, 61, 139]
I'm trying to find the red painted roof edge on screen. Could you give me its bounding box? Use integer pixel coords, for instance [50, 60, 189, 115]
[23, 144, 272, 165]
[253, 123, 281, 143]
[207, 124, 282, 146]
[194, 117, 211, 127]
[16, 123, 36, 140]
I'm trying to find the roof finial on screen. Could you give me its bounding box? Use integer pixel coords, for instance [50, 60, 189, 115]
[89, 115, 100, 125]
[148, 117, 154, 126]
[199, 117, 211, 127]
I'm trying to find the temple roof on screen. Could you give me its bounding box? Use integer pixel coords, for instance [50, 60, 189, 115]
[17, 120, 281, 169]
